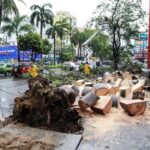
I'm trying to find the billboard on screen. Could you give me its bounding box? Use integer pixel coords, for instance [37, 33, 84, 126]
[0, 45, 41, 61]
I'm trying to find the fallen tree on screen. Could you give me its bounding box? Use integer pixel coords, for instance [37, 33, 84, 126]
[13, 77, 83, 133]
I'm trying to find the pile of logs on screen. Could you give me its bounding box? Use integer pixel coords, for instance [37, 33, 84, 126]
[13, 77, 83, 133]
[76, 71, 150, 116]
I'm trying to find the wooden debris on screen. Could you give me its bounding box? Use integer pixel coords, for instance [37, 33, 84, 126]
[114, 78, 122, 88]
[91, 96, 112, 114]
[59, 86, 76, 105]
[120, 86, 131, 98]
[81, 86, 93, 96]
[111, 95, 119, 108]
[78, 91, 99, 111]
[121, 79, 130, 87]
[132, 91, 145, 100]
[85, 82, 93, 87]
[120, 100, 147, 116]
[94, 83, 110, 96]
[76, 79, 85, 86]
[132, 79, 145, 93]
[123, 72, 132, 80]
[71, 84, 80, 96]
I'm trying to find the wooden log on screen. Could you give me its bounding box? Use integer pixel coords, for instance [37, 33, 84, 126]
[59, 86, 76, 105]
[104, 74, 114, 83]
[85, 82, 93, 87]
[97, 77, 103, 82]
[123, 72, 132, 80]
[132, 79, 145, 93]
[119, 86, 131, 98]
[121, 79, 130, 87]
[81, 86, 93, 96]
[132, 91, 145, 100]
[91, 96, 112, 114]
[94, 83, 110, 96]
[114, 78, 122, 88]
[78, 91, 99, 111]
[71, 84, 80, 96]
[120, 100, 147, 116]
[76, 79, 85, 86]
[111, 95, 119, 108]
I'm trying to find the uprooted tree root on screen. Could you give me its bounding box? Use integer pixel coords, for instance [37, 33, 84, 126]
[13, 77, 83, 133]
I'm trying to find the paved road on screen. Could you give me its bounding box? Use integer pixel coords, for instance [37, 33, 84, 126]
[0, 78, 28, 120]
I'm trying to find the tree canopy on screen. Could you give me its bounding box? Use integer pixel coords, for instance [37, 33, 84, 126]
[93, 0, 145, 69]
[18, 32, 52, 61]
[30, 3, 53, 38]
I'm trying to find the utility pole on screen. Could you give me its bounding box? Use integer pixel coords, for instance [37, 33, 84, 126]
[148, 0, 150, 69]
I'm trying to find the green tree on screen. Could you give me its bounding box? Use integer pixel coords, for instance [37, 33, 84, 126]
[60, 46, 74, 62]
[0, 0, 25, 26]
[55, 18, 69, 54]
[88, 32, 111, 62]
[71, 28, 95, 57]
[1, 15, 33, 62]
[93, 0, 145, 70]
[46, 21, 62, 65]
[30, 3, 53, 38]
[18, 32, 51, 61]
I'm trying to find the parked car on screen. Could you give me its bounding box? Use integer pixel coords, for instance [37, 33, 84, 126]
[0, 62, 13, 76]
[63, 62, 79, 71]
[12, 62, 30, 77]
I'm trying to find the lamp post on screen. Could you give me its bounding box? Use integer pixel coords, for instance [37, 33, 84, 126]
[148, 0, 150, 69]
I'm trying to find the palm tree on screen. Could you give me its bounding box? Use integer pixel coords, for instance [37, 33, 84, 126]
[46, 22, 61, 65]
[30, 3, 53, 38]
[55, 18, 69, 53]
[1, 15, 33, 62]
[0, 0, 25, 27]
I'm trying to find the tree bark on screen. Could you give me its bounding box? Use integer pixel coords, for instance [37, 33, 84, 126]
[54, 33, 56, 65]
[17, 34, 20, 62]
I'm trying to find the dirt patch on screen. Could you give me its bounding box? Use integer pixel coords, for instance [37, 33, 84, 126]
[0, 132, 55, 150]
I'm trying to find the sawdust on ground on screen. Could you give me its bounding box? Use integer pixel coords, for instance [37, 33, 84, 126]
[80, 107, 150, 141]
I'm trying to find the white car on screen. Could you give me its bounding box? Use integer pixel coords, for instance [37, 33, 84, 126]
[64, 62, 79, 71]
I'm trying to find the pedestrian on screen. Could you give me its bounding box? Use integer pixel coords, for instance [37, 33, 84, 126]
[84, 62, 91, 75]
[79, 62, 84, 72]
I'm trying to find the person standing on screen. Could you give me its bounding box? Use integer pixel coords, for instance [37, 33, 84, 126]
[84, 62, 91, 74]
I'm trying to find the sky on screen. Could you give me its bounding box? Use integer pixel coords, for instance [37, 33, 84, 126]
[16, 0, 149, 28]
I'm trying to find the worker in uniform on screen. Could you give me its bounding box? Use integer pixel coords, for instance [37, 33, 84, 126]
[79, 62, 84, 72]
[28, 64, 39, 77]
[84, 62, 91, 75]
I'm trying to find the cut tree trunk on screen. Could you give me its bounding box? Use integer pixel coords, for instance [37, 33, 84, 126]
[81, 86, 93, 96]
[59, 86, 76, 105]
[120, 100, 147, 116]
[94, 83, 110, 96]
[71, 84, 80, 96]
[113, 78, 122, 92]
[91, 96, 112, 114]
[132, 79, 145, 93]
[76, 80, 85, 86]
[120, 86, 131, 98]
[78, 91, 99, 111]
